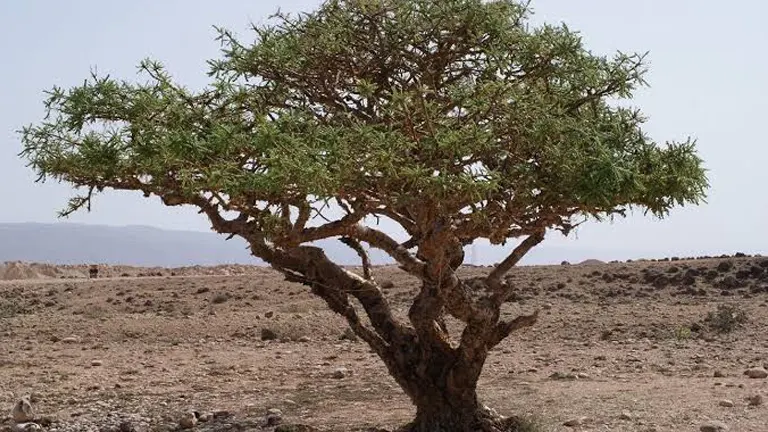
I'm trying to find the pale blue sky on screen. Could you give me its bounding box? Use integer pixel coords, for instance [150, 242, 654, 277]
[1, 0, 766, 263]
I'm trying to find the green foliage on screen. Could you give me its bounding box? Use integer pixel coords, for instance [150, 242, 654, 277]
[704, 304, 748, 334]
[19, 0, 708, 247]
[674, 325, 692, 341]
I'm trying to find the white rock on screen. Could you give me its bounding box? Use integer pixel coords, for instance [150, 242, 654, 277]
[12, 423, 42, 432]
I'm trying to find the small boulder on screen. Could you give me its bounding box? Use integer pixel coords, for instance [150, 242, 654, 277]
[332, 367, 349, 379]
[563, 417, 588, 427]
[11, 423, 42, 432]
[266, 408, 283, 426]
[700, 421, 728, 432]
[718, 399, 734, 407]
[178, 411, 198, 430]
[261, 328, 278, 341]
[339, 328, 358, 342]
[745, 367, 768, 379]
[747, 394, 764, 406]
[11, 398, 34, 423]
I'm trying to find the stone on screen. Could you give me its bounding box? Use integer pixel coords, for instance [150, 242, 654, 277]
[619, 411, 633, 420]
[563, 417, 588, 427]
[274, 425, 321, 432]
[11, 424, 42, 432]
[700, 421, 728, 432]
[265, 311, 274, 318]
[178, 411, 198, 429]
[332, 367, 349, 379]
[744, 367, 768, 379]
[91, 360, 103, 367]
[60, 336, 78, 344]
[298, 336, 311, 343]
[718, 399, 734, 407]
[339, 328, 358, 342]
[747, 394, 764, 406]
[266, 408, 283, 426]
[713, 370, 725, 378]
[11, 398, 34, 423]
[261, 328, 278, 341]
[118, 421, 136, 432]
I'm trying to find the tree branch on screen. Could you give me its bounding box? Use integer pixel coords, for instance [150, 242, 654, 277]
[489, 310, 539, 347]
[340, 236, 372, 280]
[486, 229, 545, 293]
[346, 224, 425, 277]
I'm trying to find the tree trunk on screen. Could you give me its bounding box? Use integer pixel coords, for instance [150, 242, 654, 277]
[384, 342, 519, 432]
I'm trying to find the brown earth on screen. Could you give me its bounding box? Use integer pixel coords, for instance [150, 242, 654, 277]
[1, 256, 768, 431]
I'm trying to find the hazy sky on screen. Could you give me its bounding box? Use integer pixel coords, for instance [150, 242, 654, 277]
[1, 0, 766, 262]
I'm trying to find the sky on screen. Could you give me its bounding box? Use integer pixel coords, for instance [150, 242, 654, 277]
[1, 0, 766, 264]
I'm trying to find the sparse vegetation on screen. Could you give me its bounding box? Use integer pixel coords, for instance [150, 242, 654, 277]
[704, 304, 748, 334]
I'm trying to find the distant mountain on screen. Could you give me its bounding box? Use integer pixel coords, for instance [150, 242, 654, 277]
[0, 222, 399, 267]
[0, 222, 655, 267]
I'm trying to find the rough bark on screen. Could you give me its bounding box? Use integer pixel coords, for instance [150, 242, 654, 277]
[390, 345, 519, 432]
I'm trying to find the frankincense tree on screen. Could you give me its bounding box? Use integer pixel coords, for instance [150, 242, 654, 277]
[19, 1, 707, 430]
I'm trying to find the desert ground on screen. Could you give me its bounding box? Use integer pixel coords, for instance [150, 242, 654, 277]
[1, 255, 768, 432]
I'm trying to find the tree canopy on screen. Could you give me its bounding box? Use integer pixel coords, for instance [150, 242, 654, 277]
[21, 0, 706, 247]
[19, 1, 708, 430]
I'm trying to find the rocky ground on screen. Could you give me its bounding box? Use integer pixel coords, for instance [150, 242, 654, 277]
[1, 256, 768, 431]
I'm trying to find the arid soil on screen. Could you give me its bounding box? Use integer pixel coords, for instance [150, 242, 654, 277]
[2, 256, 768, 432]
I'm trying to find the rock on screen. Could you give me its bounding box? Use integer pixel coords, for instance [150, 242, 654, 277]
[274, 425, 320, 432]
[713, 370, 725, 378]
[332, 367, 349, 379]
[11, 397, 34, 423]
[700, 421, 728, 432]
[178, 411, 198, 429]
[339, 328, 358, 342]
[298, 336, 311, 343]
[619, 411, 633, 420]
[718, 399, 734, 407]
[717, 261, 734, 272]
[60, 336, 79, 344]
[197, 413, 213, 423]
[266, 408, 283, 426]
[744, 367, 768, 378]
[91, 360, 103, 367]
[563, 417, 588, 427]
[265, 311, 274, 318]
[747, 394, 764, 406]
[261, 328, 278, 341]
[11, 424, 42, 432]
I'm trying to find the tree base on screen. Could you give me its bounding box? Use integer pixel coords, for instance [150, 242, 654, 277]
[397, 407, 532, 432]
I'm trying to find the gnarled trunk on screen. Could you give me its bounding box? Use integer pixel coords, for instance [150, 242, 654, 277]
[383, 340, 518, 432]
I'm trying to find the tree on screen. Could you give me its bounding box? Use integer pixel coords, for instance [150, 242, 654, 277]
[19, 1, 708, 430]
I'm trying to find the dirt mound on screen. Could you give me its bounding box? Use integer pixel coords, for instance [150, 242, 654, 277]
[0, 261, 77, 280]
[577, 259, 605, 266]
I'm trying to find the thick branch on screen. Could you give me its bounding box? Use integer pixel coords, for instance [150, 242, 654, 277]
[486, 230, 545, 292]
[274, 245, 408, 346]
[489, 310, 539, 347]
[346, 224, 426, 277]
[277, 265, 387, 353]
